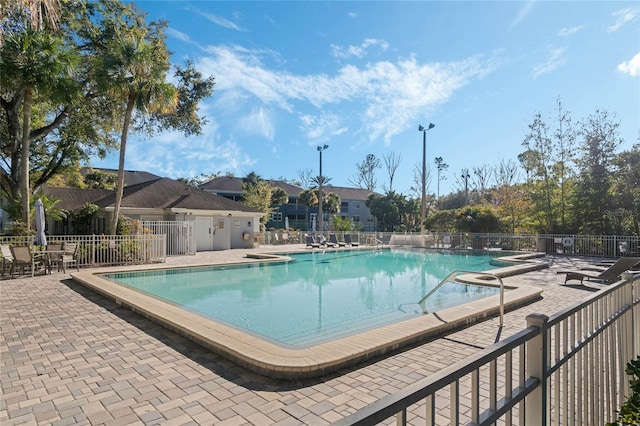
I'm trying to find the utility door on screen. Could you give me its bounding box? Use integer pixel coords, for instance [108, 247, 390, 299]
[195, 217, 214, 251]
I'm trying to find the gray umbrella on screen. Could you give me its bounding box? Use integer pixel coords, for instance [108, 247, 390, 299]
[34, 198, 47, 246]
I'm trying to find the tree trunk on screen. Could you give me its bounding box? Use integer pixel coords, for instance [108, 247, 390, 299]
[110, 97, 135, 235]
[20, 87, 33, 229]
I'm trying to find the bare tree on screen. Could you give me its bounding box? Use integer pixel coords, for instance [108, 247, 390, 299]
[348, 154, 381, 191]
[494, 159, 520, 188]
[381, 152, 401, 193]
[296, 168, 313, 189]
[472, 163, 494, 199]
[409, 162, 432, 200]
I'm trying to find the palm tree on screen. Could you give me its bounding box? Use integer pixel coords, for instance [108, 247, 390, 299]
[0, 0, 61, 44]
[0, 30, 78, 229]
[96, 29, 177, 234]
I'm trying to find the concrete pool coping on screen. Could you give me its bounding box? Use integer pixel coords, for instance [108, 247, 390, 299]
[71, 249, 547, 379]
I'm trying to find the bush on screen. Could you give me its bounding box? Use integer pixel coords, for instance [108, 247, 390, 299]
[607, 356, 640, 426]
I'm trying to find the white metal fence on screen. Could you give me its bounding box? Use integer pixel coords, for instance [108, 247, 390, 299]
[260, 231, 639, 258]
[335, 272, 640, 425]
[0, 234, 167, 267]
[140, 221, 195, 256]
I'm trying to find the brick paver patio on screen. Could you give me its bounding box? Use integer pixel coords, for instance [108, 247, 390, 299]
[1, 247, 609, 425]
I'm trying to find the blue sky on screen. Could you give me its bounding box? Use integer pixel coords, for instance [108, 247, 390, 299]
[91, 1, 640, 196]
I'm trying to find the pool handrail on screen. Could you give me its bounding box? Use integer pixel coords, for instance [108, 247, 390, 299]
[418, 270, 505, 326]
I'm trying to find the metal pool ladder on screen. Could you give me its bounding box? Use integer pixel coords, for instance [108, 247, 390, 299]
[418, 270, 505, 327]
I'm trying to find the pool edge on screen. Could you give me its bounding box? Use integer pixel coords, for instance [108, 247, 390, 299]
[71, 253, 546, 379]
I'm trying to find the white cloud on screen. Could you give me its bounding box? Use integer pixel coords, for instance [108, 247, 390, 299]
[557, 25, 584, 37]
[299, 112, 348, 143]
[510, 1, 535, 30]
[617, 52, 640, 77]
[532, 47, 566, 79]
[165, 28, 193, 44]
[238, 107, 275, 141]
[197, 45, 494, 144]
[198, 11, 245, 31]
[608, 7, 639, 32]
[331, 38, 390, 59]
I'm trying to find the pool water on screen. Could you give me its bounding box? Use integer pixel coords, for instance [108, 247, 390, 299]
[101, 249, 504, 346]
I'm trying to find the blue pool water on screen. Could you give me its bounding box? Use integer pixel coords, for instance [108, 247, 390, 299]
[101, 249, 505, 346]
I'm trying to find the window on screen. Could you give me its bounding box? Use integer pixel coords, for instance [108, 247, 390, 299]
[352, 216, 360, 223]
[341, 201, 349, 213]
[270, 212, 282, 221]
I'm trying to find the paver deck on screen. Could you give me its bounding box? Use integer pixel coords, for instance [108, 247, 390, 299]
[1, 246, 611, 425]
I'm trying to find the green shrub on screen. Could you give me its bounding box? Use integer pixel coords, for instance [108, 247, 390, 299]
[608, 356, 640, 426]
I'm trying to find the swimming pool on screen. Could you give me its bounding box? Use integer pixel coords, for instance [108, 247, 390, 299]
[73, 248, 546, 378]
[101, 249, 506, 346]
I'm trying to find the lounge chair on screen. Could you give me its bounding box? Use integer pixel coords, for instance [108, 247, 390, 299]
[1, 245, 14, 277]
[329, 234, 347, 247]
[557, 257, 640, 284]
[344, 234, 360, 247]
[58, 242, 79, 273]
[305, 235, 321, 248]
[317, 235, 337, 247]
[581, 257, 639, 272]
[9, 245, 46, 277]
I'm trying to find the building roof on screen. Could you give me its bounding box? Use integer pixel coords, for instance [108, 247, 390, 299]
[321, 185, 379, 201]
[45, 178, 263, 214]
[80, 167, 161, 186]
[200, 176, 303, 197]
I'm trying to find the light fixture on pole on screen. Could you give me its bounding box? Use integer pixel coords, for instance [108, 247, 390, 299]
[418, 123, 435, 234]
[462, 169, 471, 204]
[317, 144, 329, 234]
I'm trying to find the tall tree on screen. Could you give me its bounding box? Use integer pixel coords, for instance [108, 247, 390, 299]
[610, 144, 640, 235]
[241, 173, 272, 223]
[434, 156, 449, 204]
[349, 154, 380, 191]
[472, 164, 494, 201]
[96, 25, 178, 234]
[571, 110, 622, 234]
[521, 113, 555, 232]
[0, 29, 79, 228]
[382, 152, 401, 193]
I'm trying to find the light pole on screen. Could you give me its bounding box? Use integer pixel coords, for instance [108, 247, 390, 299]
[317, 144, 329, 234]
[418, 123, 435, 234]
[462, 169, 470, 204]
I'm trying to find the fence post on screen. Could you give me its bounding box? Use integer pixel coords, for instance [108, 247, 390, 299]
[526, 313, 549, 425]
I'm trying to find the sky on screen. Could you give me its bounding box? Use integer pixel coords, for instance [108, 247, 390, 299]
[90, 1, 640, 196]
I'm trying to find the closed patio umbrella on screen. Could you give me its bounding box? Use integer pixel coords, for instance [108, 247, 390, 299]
[34, 198, 47, 246]
[285, 217, 289, 233]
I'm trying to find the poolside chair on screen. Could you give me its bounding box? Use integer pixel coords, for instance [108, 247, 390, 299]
[317, 235, 337, 247]
[329, 233, 347, 247]
[557, 257, 640, 284]
[58, 242, 79, 273]
[45, 243, 64, 274]
[9, 245, 46, 277]
[1, 245, 14, 277]
[305, 235, 321, 249]
[580, 257, 639, 272]
[345, 234, 360, 247]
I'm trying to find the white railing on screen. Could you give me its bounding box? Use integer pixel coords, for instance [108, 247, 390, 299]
[335, 273, 640, 425]
[0, 234, 167, 268]
[259, 231, 639, 258]
[140, 221, 195, 256]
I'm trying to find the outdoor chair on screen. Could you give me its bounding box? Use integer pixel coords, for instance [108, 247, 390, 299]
[557, 257, 640, 284]
[329, 233, 347, 247]
[344, 234, 360, 247]
[305, 235, 320, 249]
[318, 235, 337, 247]
[9, 245, 46, 277]
[1, 245, 14, 277]
[58, 242, 79, 273]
